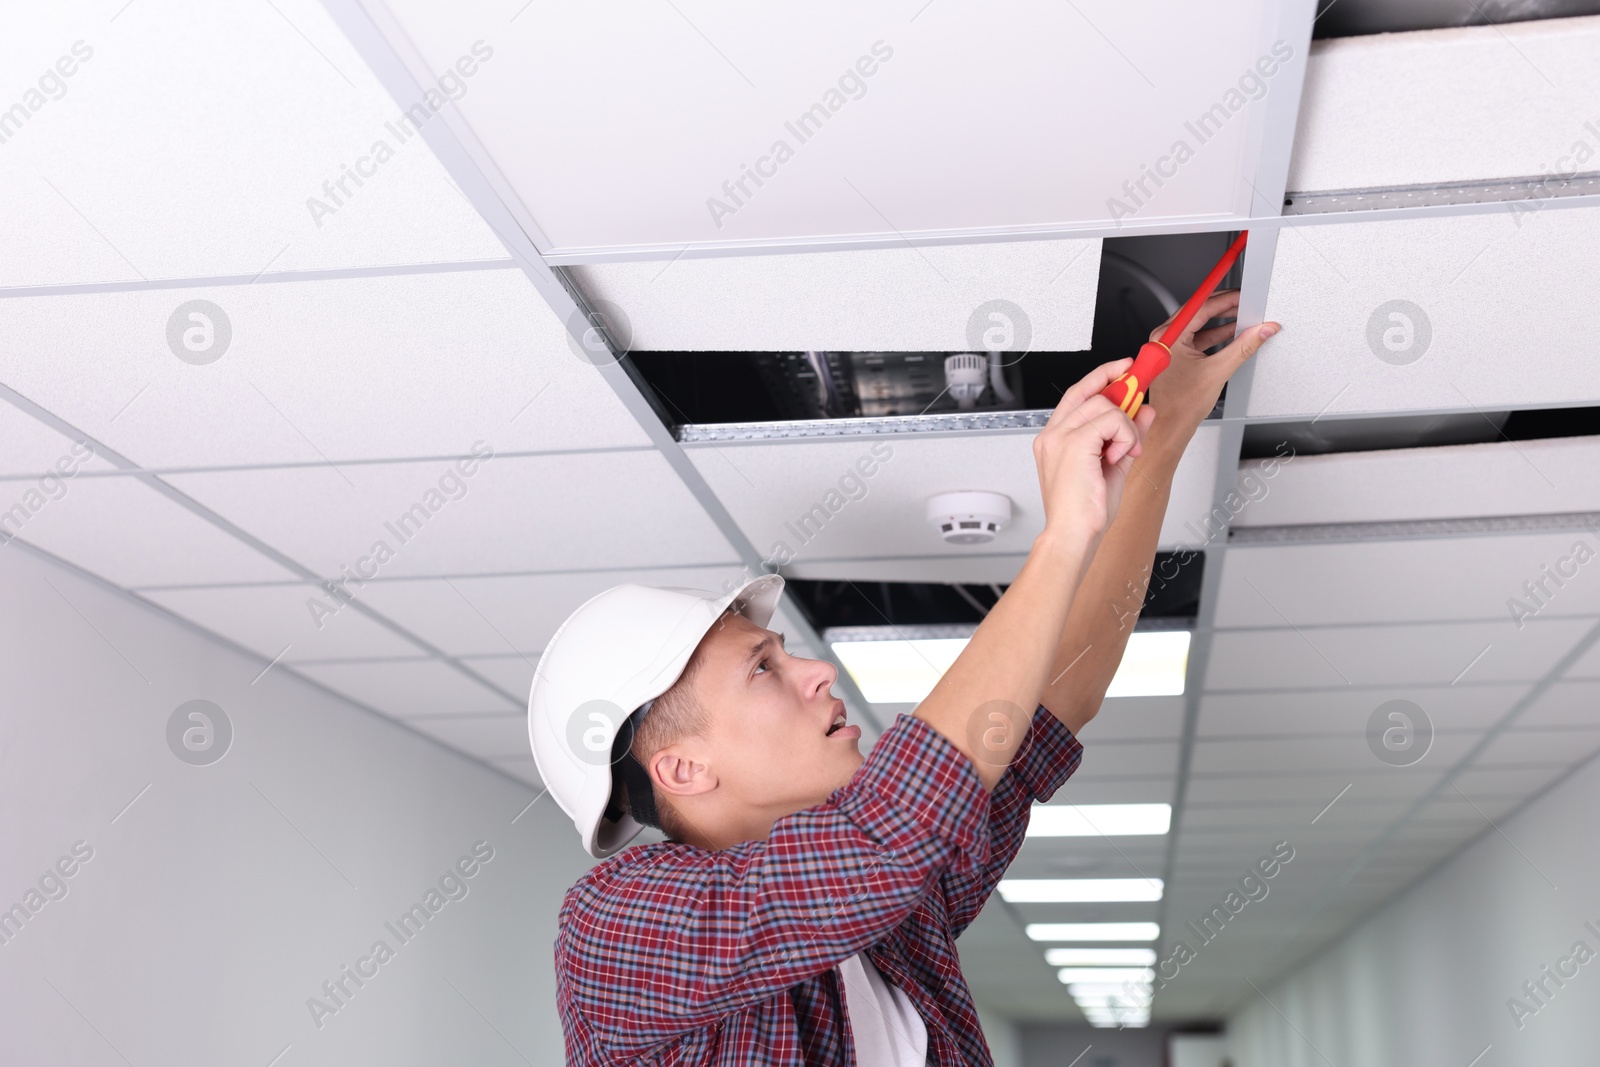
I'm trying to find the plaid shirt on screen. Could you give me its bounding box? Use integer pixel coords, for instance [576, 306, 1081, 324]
[555, 706, 1084, 1066]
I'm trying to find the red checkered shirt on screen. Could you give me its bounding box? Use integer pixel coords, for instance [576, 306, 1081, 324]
[554, 706, 1084, 1065]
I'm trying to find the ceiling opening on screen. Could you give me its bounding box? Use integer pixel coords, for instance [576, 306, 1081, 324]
[1240, 403, 1600, 458]
[625, 232, 1243, 431]
[1310, 0, 1600, 39]
[780, 552, 1205, 633]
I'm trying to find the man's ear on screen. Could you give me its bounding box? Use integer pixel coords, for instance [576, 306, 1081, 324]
[650, 747, 716, 800]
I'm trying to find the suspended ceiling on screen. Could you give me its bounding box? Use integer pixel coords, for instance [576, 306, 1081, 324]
[4, 0, 1600, 1031]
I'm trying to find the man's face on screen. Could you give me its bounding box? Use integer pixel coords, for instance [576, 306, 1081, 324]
[683, 612, 865, 825]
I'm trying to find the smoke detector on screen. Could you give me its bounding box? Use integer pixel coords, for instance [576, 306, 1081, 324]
[927, 491, 1011, 545]
[943, 354, 988, 410]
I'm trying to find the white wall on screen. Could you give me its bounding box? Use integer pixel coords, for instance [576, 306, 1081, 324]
[0, 544, 594, 1065]
[1226, 749, 1600, 1067]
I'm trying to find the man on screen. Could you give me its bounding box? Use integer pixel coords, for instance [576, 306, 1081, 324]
[529, 292, 1277, 1065]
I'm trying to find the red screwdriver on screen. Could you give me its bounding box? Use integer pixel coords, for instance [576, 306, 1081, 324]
[1101, 231, 1249, 419]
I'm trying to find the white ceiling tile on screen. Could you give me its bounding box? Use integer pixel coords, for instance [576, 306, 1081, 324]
[1288, 17, 1600, 191]
[1203, 618, 1591, 689]
[1564, 637, 1600, 678]
[570, 239, 1100, 351]
[1213, 536, 1600, 627]
[353, 565, 749, 657]
[1072, 741, 1179, 778]
[1039, 779, 1175, 805]
[1520, 679, 1600, 725]
[293, 659, 516, 716]
[459, 655, 539, 698]
[405, 712, 528, 758]
[1197, 685, 1521, 737]
[0, 405, 114, 477]
[1450, 764, 1576, 796]
[1185, 772, 1444, 804]
[1473, 726, 1600, 767]
[0, 271, 649, 468]
[687, 422, 1220, 568]
[1233, 437, 1600, 527]
[1074, 696, 1186, 742]
[9, 476, 296, 586]
[140, 584, 423, 662]
[0, 0, 504, 288]
[163, 453, 741, 579]
[1189, 730, 1482, 775]
[488, 754, 542, 788]
[379, 1, 1280, 253]
[1252, 206, 1600, 418]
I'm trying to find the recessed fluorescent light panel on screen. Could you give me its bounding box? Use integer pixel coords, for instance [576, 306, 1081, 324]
[1026, 922, 1162, 942]
[1027, 803, 1171, 837]
[829, 628, 1189, 704]
[1044, 948, 1159, 967]
[1055, 967, 1156, 984]
[998, 878, 1164, 903]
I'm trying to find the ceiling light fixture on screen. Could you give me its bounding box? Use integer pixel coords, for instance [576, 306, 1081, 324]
[828, 629, 1188, 704]
[1045, 948, 1158, 967]
[1056, 967, 1157, 985]
[998, 878, 1163, 903]
[1026, 803, 1171, 837]
[1026, 922, 1161, 942]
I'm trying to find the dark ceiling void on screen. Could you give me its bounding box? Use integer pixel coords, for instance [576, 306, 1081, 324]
[1240, 405, 1600, 459]
[1311, 0, 1600, 38]
[625, 232, 1244, 429]
[782, 554, 1205, 633]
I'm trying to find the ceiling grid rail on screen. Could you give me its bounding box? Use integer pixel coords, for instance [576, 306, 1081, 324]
[316, 0, 882, 730]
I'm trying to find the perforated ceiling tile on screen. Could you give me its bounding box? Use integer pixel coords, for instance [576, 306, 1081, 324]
[405, 713, 529, 760]
[0, 271, 649, 468]
[140, 584, 423, 662]
[1075, 696, 1187, 743]
[1203, 618, 1591, 689]
[0, 1, 504, 288]
[1190, 731, 1482, 775]
[162, 452, 741, 579]
[0, 404, 113, 478]
[686, 422, 1220, 568]
[1252, 206, 1600, 419]
[1562, 633, 1600, 677]
[376, 0, 1284, 254]
[1476, 726, 1600, 768]
[1185, 771, 1444, 804]
[293, 658, 516, 716]
[458, 655, 538, 697]
[1288, 16, 1600, 192]
[1063, 740, 1180, 778]
[1516, 679, 1600, 726]
[352, 566, 750, 658]
[1234, 437, 1600, 527]
[569, 239, 1100, 352]
[1197, 684, 1522, 737]
[1212, 535, 1600, 628]
[489, 754, 541, 788]
[6, 476, 296, 587]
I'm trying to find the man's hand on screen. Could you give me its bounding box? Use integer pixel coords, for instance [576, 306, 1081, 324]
[1033, 358, 1157, 553]
[1145, 289, 1279, 439]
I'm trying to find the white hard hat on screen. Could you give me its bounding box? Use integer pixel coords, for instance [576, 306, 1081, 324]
[528, 573, 785, 858]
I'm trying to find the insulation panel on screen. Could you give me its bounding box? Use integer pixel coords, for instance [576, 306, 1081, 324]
[569, 239, 1101, 351]
[1253, 207, 1600, 418]
[0, 271, 650, 469]
[1233, 436, 1600, 527]
[0, 0, 504, 289]
[1288, 16, 1600, 192]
